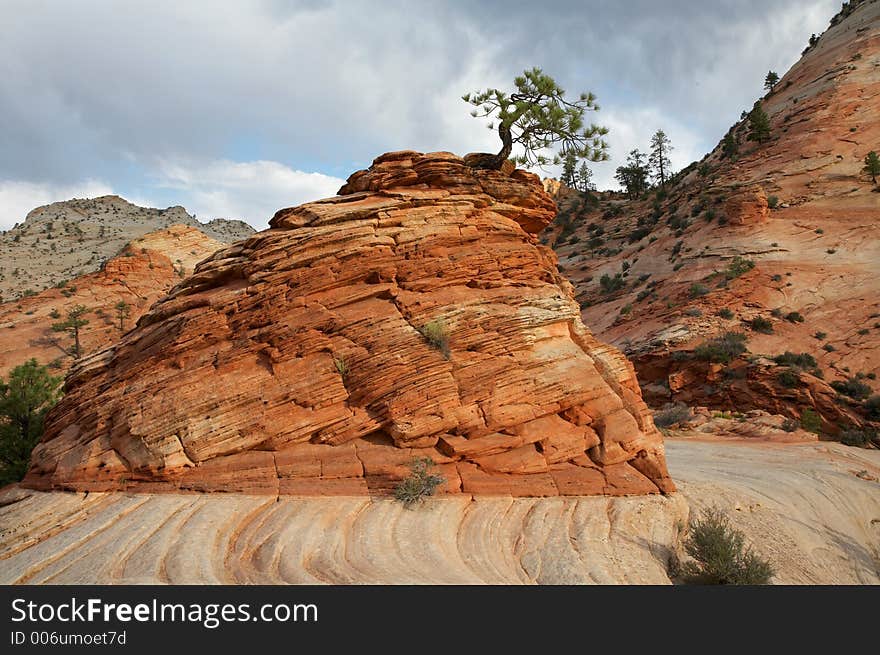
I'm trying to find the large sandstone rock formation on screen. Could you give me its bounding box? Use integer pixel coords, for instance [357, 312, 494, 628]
[24, 151, 673, 497]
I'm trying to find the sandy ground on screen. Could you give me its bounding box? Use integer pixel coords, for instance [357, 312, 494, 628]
[0, 438, 877, 585]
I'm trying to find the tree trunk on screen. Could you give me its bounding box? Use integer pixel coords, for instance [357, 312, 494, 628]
[467, 122, 513, 170]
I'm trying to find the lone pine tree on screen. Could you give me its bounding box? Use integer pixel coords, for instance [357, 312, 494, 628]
[649, 129, 673, 186]
[51, 304, 90, 358]
[747, 102, 771, 143]
[764, 71, 780, 92]
[115, 300, 131, 332]
[463, 67, 609, 170]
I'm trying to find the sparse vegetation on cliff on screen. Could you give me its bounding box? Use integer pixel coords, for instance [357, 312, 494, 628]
[694, 332, 748, 364]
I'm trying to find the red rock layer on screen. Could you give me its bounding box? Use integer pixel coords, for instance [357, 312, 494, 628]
[0, 225, 226, 378]
[24, 151, 674, 497]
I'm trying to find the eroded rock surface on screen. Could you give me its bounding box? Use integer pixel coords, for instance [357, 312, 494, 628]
[24, 151, 673, 497]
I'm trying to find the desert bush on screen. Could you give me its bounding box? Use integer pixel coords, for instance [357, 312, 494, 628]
[724, 256, 755, 280]
[748, 316, 774, 334]
[823, 343, 836, 352]
[694, 332, 748, 364]
[781, 418, 799, 432]
[653, 403, 693, 428]
[813, 331, 827, 340]
[767, 195, 779, 209]
[394, 457, 445, 507]
[785, 311, 805, 323]
[689, 283, 709, 299]
[333, 355, 349, 378]
[716, 308, 735, 320]
[772, 352, 817, 369]
[830, 377, 872, 400]
[418, 320, 451, 359]
[680, 507, 774, 585]
[800, 408, 821, 434]
[839, 429, 876, 448]
[777, 369, 800, 388]
[865, 395, 880, 420]
[600, 273, 625, 294]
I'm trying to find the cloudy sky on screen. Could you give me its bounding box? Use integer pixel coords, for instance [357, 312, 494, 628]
[0, 0, 838, 230]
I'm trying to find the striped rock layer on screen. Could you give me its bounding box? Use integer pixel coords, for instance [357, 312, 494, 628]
[25, 151, 674, 497]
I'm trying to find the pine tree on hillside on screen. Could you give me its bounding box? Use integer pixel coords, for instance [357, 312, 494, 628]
[649, 129, 673, 186]
[51, 304, 90, 358]
[747, 102, 771, 143]
[560, 151, 577, 187]
[764, 71, 780, 92]
[576, 162, 595, 192]
[722, 132, 739, 160]
[864, 151, 880, 185]
[615, 149, 649, 200]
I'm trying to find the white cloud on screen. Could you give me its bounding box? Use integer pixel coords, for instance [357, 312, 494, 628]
[0, 178, 114, 230]
[153, 159, 346, 229]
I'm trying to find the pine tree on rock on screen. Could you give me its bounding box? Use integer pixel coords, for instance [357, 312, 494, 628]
[864, 151, 880, 185]
[649, 129, 673, 186]
[747, 102, 771, 143]
[764, 71, 779, 92]
[463, 68, 610, 170]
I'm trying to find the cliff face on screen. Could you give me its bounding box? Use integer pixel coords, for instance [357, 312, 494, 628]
[545, 1, 880, 432]
[0, 225, 226, 378]
[24, 151, 673, 497]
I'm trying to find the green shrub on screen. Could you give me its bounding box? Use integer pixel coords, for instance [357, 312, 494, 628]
[773, 352, 817, 369]
[418, 320, 451, 359]
[785, 311, 805, 323]
[800, 408, 821, 434]
[724, 256, 755, 280]
[767, 195, 779, 209]
[333, 355, 349, 379]
[653, 403, 693, 428]
[777, 369, 800, 388]
[689, 283, 710, 298]
[600, 273, 625, 294]
[839, 429, 876, 448]
[830, 377, 872, 400]
[620, 304, 633, 316]
[823, 343, 836, 352]
[748, 317, 774, 334]
[680, 507, 774, 585]
[694, 332, 749, 364]
[866, 395, 880, 420]
[814, 331, 827, 340]
[717, 308, 735, 320]
[394, 457, 445, 507]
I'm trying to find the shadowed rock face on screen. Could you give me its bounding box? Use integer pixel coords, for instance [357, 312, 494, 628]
[24, 150, 673, 497]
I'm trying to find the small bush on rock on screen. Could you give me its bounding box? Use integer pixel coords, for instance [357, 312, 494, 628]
[748, 316, 774, 334]
[394, 457, 445, 508]
[694, 332, 748, 364]
[681, 507, 774, 585]
[418, 320, 451, 359]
